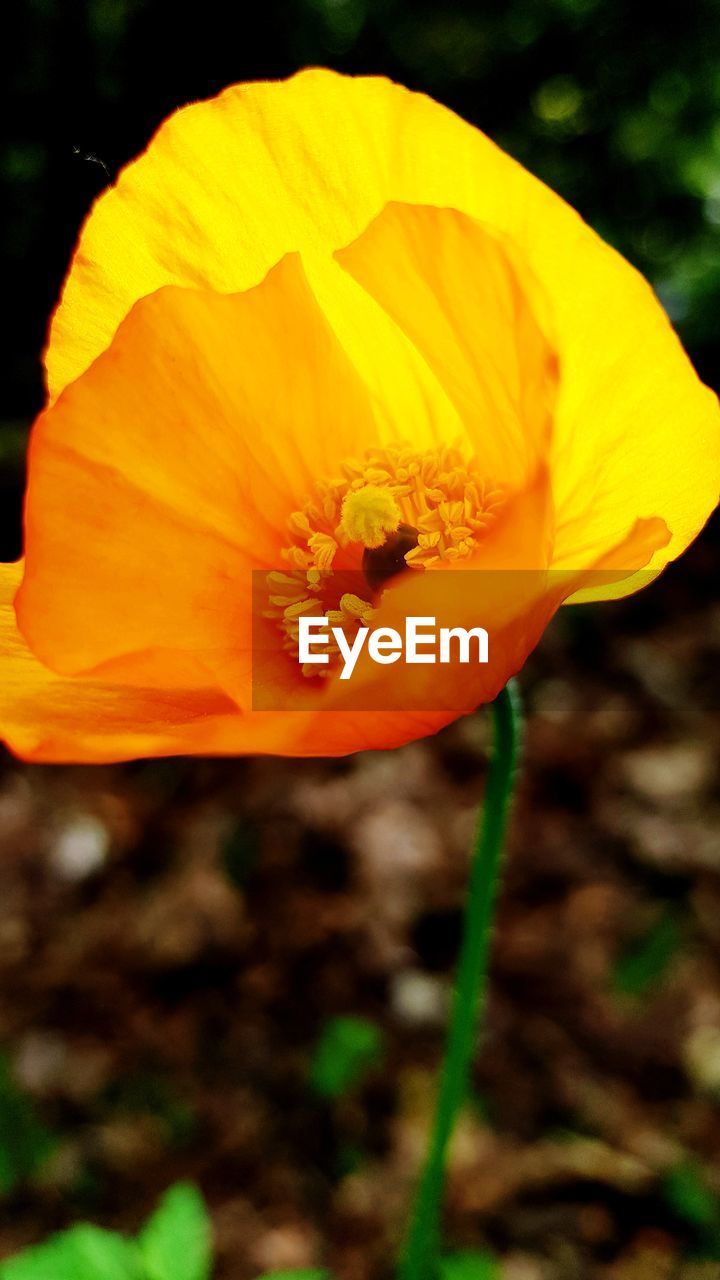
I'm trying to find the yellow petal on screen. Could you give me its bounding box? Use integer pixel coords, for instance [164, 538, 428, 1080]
[335, 201, 558, 491]
[46, 69, 719, 591]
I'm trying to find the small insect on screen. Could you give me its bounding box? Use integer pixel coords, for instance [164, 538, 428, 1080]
[72, 146, 110, 179]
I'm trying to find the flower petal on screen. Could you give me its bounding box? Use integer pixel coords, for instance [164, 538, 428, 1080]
[46, 68, 719, 585]
[0, 560, 236, 762]
[337, 200, 718, 586]
[335, 201, 558, 490]
[1, 556, 465, 762]
[20, 254, 376, 688]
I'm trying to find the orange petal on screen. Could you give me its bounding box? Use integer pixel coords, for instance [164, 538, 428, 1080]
[0, 558, 458, 763]
[19, 255, 376, 690]
[0, 560, 234, 762]
[2, 512, 668, 764]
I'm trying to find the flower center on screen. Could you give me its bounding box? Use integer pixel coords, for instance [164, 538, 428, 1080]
[265, 443, 503, 678]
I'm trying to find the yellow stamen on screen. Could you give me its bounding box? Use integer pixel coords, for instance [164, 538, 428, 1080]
[267, 442, 505, 678]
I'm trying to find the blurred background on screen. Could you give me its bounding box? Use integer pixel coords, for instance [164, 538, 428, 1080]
[2, 1, 720, 1277]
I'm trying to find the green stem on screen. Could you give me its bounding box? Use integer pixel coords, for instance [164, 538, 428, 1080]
[398, 681, 522, 1280]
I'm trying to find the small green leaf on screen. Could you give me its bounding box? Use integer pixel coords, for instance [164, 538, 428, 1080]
[613, 909, 681, 997]
[0, 1226, 142, 1280]
[663, 1160, 720, 1229]
[440, 1251, 500, 1280]
[138, 1182, 211, 1280]
[0, 1056, 56, 1194]
[309, 1017, 384, 1099]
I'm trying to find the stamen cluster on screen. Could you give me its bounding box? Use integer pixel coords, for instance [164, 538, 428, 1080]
[265, 443, 503, 678]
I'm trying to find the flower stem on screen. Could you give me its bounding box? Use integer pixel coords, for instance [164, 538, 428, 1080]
[398, 681, 522, 1280]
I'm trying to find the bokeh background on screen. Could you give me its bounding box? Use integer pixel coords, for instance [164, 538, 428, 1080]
[2, 1, 720, 1277]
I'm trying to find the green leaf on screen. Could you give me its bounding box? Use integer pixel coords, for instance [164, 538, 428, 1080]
[440, 1251, 500, 1280]
[0, 1056, 57, 1194]
[0, 1226, 142, 1280]
[613, 909, 681, 997]
[138, 1182, 211, 1280]
[308, 1017, 384, 1099]
[662, 1160, 720, 1230]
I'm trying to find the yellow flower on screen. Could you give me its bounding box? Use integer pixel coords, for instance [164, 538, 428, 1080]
[1, 69, 717, 761]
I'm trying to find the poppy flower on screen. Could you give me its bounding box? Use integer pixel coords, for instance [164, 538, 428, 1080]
[2, 69, 718, 762]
